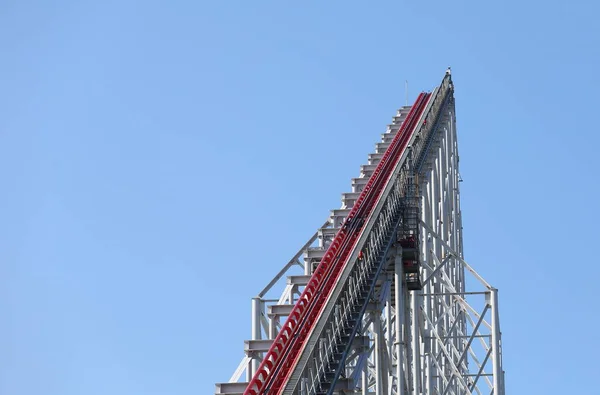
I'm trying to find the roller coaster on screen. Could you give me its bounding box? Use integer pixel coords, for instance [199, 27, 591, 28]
[215, 71, 505, 395]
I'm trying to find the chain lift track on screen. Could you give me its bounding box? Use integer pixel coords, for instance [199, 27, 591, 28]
[215, 72, 505, 395]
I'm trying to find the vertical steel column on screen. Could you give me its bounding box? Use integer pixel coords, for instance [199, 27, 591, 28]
[386, 277, 393, 372]
[394, 256, 407, 395]
[428, 165, 440, 392]
[439, 126, 452, 386]
[425, 353, 432, 394]
[490, 288, 503, 394]
[251, 297, 262, 376]
[374, 313, 384, 395]
[410, 292, 421, 395]
[362, 360, 369, 395]
[404, 284, 414, 394]
[269, 316, 278, 339]
[246, 359, 253, 382]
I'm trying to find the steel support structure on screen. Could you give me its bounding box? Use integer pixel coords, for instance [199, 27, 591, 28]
[215, 72, 505, 395]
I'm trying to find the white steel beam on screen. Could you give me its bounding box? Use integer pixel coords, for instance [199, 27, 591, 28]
[215, 73, 504, 395]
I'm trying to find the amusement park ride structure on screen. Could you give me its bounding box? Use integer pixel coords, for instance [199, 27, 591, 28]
[215, 71, 505, 395]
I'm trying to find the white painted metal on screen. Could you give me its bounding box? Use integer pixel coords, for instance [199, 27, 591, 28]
[215, 73, 504, 395]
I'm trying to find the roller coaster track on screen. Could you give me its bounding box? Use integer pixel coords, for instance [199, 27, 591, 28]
[216, 72, 505, 395]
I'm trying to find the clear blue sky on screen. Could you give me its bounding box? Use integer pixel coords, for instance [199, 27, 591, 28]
[1, 1, 598, 394]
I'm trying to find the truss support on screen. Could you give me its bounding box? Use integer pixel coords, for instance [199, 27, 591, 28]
[215, 72, 505, 395]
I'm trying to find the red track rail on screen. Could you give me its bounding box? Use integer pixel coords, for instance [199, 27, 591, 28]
[245, 93, 431, 395]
